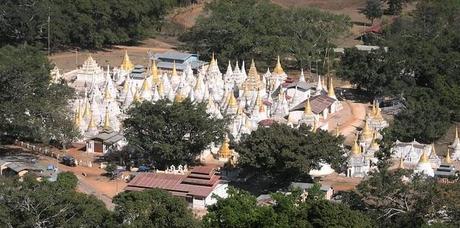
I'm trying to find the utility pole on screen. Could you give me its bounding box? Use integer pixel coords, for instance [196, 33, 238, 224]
[47, 6, 51, 56]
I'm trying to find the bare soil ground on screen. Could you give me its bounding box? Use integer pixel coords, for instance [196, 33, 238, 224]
[49, 37, 179, 72]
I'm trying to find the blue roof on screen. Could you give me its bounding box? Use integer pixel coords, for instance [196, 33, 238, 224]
[154, 51, 197, 61]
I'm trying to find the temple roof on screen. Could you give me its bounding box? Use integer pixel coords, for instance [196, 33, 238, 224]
[290, 95, 336, 114]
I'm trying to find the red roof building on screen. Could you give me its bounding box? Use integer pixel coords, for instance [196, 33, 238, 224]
[125, 166, 228, 209]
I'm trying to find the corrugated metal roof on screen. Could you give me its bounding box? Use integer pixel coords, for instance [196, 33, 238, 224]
[290, 95, 336, 114]
[126, 168, 222, 198]
[155, 51, 196, 61]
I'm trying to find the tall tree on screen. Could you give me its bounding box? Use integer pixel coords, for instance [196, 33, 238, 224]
[235, 123, 345, 182]
[0, 45, 78, 144]
[363, 0, 384, 24]
[0, 174, 113, 227]
[123, 99, 228, 168]
[180, 0, 350, 68]
[113, 189, 200, 228]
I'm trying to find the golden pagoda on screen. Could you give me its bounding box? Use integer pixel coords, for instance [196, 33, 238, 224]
[141, 76, 150, 92]
[361, 120, 373, 141]
[374, 103, 384, 120]
[103, 106, 111, 130]
[351, 137, 362, 155]
[419, 150, 429, 163]
[151, 60, 160, 85]
[120, 50, 134, 71]
[273, 56, 285, 75]
[174, 92, 185, 103]
[83, 100, 91, 118]
[430, 143, 437, 158]
[218, 136, 232, 159]
[74, 105, 81, 127]
[103, 84, 112, 100]
[446, 148, 452, 164]
[335, 124, 340, 137]
[228, 92, 237, 108]
[243, 59, 263, 91]
[304, 98, 313, 116]
[87, 112, 96, 131]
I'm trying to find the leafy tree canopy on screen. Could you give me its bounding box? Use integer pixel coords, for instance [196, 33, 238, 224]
[0, 45, 78, 145]
[0, 174, 113, 227]
[235, 123, 345, 182]
[363, 0, 384, 24]
[123, 99, 228, 169]
[113, 189, 200, 228]
[0, 0, 183, 50]
[343, 167, 460, 228]
[180, 0, 351, 69]
[204, 187, 373, 228]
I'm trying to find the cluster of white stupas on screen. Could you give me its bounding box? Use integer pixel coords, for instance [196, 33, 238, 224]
[66, 52, 343, 147]
[391, 127, 460, 177]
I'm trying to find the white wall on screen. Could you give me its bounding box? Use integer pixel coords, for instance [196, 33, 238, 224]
[205, 183, 229, 206]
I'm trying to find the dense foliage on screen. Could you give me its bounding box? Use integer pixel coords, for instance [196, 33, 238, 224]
[180, 0, 351, 68]
[204, 187, 373, 227]
[343, 167, 460, 227]
[0, 174, 114, 227]
[0, 0, 183, 50]
[113, 189, 200, 227]
[235, 123, 345, 183]
[0, 45, 78, 145]
[123, 99, 228, 169]
[339, 0, 460, 142]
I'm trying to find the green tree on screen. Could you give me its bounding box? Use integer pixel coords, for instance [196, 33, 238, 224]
[113, 189, 200, 227]
[389, 89, 450, 143]
[123, 99, 228, 169]
[180, 0, 350, 68]
[363, 0, 384, 24]
[0, 45, 78, 144]
[204, 187, 373, 228]
[105, 163, 117, 180]
[0, 174, 113, 227]
[235, 123, 345, 182]
[56, 171, 78, 190]
[338, 48, 402, 96]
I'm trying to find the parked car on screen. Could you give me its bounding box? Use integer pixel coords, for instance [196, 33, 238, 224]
[62, 156, 76, 167]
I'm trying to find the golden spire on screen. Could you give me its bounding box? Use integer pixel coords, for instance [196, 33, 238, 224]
[236, 105, 243, 115]
[419, 150, 429, 163]
[273, 56, 284, 75]
[103, 106, 111, 130]
[398, 156, 405, 169]
[172, 60, 178, 77]
[120, 50, 134, 71]
[361, 120, 373, 140]
[255, 90, 262, 107]
[157, 82, 164, 96]
[151, 60, 159, 85]
[133, 88, 141, 102]
[218, 136, 232, 159]
[304, 98, 313, 116]
[351, 136, 361, 155]
[123, 79, 130, 93]
[83, 100, 91, 118]
[87, 112, 96, 130]
[141, 76, 150, 92]
[335, 124, 340, 137]
[74, 105, 81, 127]
[328, 77, 336, 98]
[244, 59, 261, 91]
[446, 148, 452, 164]
[211, 52, 216, 65]
[228, 92, 237, 108]
[103, 83, 111, 100]
[174, 92, 184, 103]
